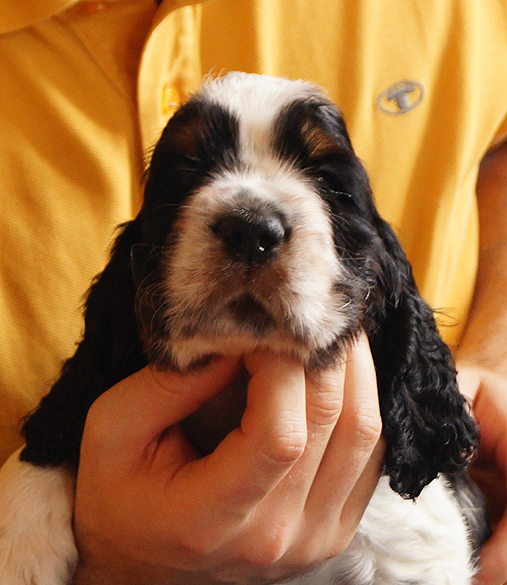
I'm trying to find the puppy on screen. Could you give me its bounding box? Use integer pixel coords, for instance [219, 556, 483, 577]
[0, 72, 489, 584]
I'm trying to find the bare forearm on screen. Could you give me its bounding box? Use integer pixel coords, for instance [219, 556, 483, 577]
[456, 141, 507, 376]
[457, 244, 507, 375]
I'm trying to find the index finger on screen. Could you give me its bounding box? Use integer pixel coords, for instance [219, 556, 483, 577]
[306, 334, 382, 525]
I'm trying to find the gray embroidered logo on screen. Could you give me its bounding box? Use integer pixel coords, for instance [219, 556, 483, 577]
[377, 81, 424, 115]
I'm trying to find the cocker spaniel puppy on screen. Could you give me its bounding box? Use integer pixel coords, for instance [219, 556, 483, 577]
[0, 73, 488, 584]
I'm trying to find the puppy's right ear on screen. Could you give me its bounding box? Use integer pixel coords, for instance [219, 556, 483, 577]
[20, 218, 147, 468]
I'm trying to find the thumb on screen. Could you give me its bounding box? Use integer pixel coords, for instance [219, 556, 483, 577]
[82, 358, 242, 459]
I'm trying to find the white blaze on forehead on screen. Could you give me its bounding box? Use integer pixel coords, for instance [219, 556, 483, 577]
[201, 72, 321, 156]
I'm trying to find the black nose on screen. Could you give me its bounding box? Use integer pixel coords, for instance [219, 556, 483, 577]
[211, 208, 290, 265]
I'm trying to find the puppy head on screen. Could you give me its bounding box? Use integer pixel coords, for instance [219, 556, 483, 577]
[137, 73, 379, 370]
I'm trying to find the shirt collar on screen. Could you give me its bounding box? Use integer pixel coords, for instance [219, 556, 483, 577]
[0, 0, 204, 34]
[0, 0, 81, 34]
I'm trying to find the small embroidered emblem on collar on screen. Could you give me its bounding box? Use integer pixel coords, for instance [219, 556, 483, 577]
[377, 81, 424, 115]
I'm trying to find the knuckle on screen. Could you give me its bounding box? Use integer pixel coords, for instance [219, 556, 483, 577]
[83, 398, 111, 443]
[260, 425, 307, 465]
[294, 546, 334, 570]
[307, 371, 344, 428]
[297, 526, 353, 568]
[349, 408, 382, 450]
[178, 531, 223, 558]
[243, 525, 291, 567]
[245, 543, 284, 568]
[307, 395, 343, 429]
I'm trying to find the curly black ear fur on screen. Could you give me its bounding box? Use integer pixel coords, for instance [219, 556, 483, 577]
[307, 103, 479, 499]
[364, 212, 478, 499]
[20, 219, 147, 468]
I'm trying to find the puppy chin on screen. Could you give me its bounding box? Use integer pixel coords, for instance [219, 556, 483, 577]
[165, 333, 314, 372]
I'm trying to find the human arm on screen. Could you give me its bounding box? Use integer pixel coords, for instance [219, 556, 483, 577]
[454, 140, 507, 585]
[72, 336, 383, 585]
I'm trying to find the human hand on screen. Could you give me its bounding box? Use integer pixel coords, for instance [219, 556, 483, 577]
[72, 334, 383, 585]
[457, 365, 507, 585]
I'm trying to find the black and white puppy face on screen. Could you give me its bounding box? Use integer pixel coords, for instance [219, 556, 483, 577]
[21, 72, 477, 500]
[139, 73, 374, 371]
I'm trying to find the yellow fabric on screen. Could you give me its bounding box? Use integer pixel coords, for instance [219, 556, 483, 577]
[0, 0, 205, 464]
[0, 0, 78, 34]
[138, 1, 203, 152]
[1, 0, 507, 463]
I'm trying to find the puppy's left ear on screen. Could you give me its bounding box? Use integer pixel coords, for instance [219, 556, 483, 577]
[365, 215, 478, 499]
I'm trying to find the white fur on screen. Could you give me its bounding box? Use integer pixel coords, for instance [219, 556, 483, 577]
[292, 477, 475, 585]
[163, 163, 349, 369]
[159, 75, 350, 370]
[0, 450, 77, 585]
[337, 476, 475, 584]
[203, 73, 321, 156]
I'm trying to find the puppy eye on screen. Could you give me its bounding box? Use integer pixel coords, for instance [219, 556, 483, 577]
[175, 168, 197, 179]
[171, 160, 200, 183]
[315, 171, 354, 202]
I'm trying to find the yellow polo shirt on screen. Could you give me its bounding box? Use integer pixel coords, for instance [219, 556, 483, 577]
[0, 0, 506, 464]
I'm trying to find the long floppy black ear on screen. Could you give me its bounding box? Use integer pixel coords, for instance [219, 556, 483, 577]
[20, 218, 147, 468]
[285, 97, 478, 500]
[364, 214, 478, 499]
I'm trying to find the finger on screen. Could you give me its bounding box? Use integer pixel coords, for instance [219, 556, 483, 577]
[215, 353, 347, 561]
[249, 358, 346, 522]
[296, 360, 346, 479]
[169, 352, 308, 532]
[81, 358, 242, 462]
[304, 334, 382, 527]
[337, 436, 385, 532]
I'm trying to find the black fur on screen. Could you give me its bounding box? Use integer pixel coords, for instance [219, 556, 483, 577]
[21, 84, 477, 504]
